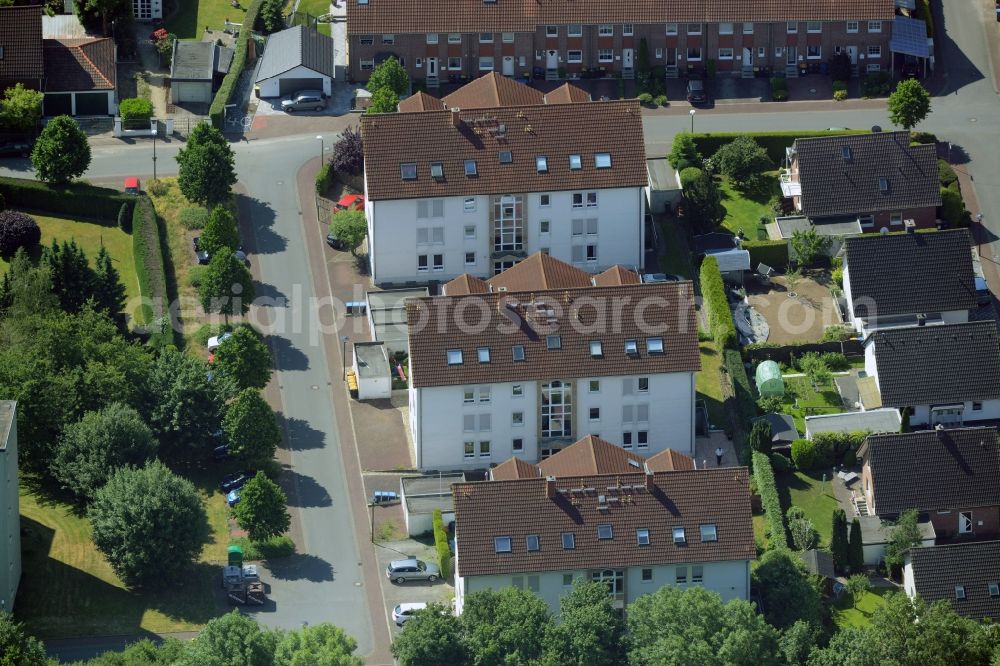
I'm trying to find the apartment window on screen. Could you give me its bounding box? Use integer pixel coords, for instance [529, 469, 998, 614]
[512, 411, 524, 426]
[536, 156, 548, 173]
[806, 21, 822, 33]
[666, 23, 678, 35]
[868, 21, 882, 33]
[636, 404, 649, 423]
[655, 48, 663, 59]
[512, 384, 523, 397]
[463, 441, 474, 458]
[432, 254, 443, 271]
[623, 24, 634, 36]
[464, 225, 476, 239]
[692, 565, 704, 583]
[641, 568, 653, 582]
[382, 34, 394, 44]
[479, 32, 493, 42]
[758, 47, 766, 58]
[598, 24, 613, 36]
[676, 566, 687, 584]
[417, 254, 428, 272]
[562, 533, 576, 549]
[567, 50, 583, 63]
[868, 45, 881, 58]
[638, 377, 649, 393]
[360, 35, 374, 45]
[847, 21, 859, 33]
[866, 63, 881, 72]
[687, 47, 702, 61]
[539, 219, 550, 233]
[960, 512, 973, 534]
[539, 193, 551, 206]
[563, 574, 574, 586]
[743, 22, 754, 34]
[807, 45, 822, 59]
[786, 21, 797, 34]
[589, 380, 600, 393]
[360, 59, 374, 70]
[890, 212, 903, 226]
[479, 57, 494, 70]
[463, 387, 475, 403]
[859, 214, 875, 228]
[719, 22, 734, 35]
[494, 536, 512, 553]
[622, 432, 632, 448]
[464, 197, 477, 212]
[589, 407, 600, 421]
[478, 441, 491, 458]
[719, 48, 734, 60]
[512, 345, 525, 361]
[636, 528, 650, 545]
[595, 152, 611, 168]
[637, 430, 648, 448]
[569, 154, 582, 170]
[502, 32, 514, 43]
[545, 25, 558, 37]
[513, 438, 524, 452]
[546, 335, 561, 350]
[585, 244, 597, 262]
[700, 524, 718, 542]
[687, 23, 701, 35]
[568, 24, 582, 37]
[526, 534, 539, 551]
[448, 33, 461, 43]
[400, 162, 417, 180]
[597, 524, 613, 540]
[426, 33, 439, 43]
[542, 380, 572, 438]
[464, 160, 478, 177]
[974, 401, 983, 411]
[448, 57, 462, 69]
[587, 192, 598, 207]
[572, 193, 584, 208]
[479, 386, 491, 403]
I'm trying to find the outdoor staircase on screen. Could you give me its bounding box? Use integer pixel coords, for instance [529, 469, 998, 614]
[665, 65, 679, 79]
[426, 76, 440, 89]
[621, 67, 635, 80]
[850, 64, 860, 77]
[545, 68, 560, 81]
[785, 65, 799, 78]
[854, 497, 870, 517]
[741, 66, 755, 79]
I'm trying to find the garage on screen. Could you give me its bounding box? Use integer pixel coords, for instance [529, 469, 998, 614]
[169, 41, 233, 106]
[279, 77, 323, 96]
[43, 37, 117, 116]
[74, 92, 109, 115]
[255, 25, 334, 99]
[174, 81, 211, 104]
[43, 93, 72, 117]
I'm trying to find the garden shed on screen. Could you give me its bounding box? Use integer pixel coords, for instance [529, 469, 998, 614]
[755, 360, 784, 397]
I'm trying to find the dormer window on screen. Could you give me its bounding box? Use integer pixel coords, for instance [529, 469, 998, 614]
[700, 524, 718, 542]
[546, 335, 561, 350]
[879, 177, 889, 193]
[536, 156, 548, 173]
[526, 534, 540, 551]
[625, 339, 638, 356]
[955, 585, 966, 600]
[477, 347, 490, 363]
[447, 349, 463, 365]
[569, 154, 582, 170]
[430, 162, 444, 179]
[499, 150, 512, 163]
[672, 527, 686, 544]
[597, 524, 613, 540]
[494, 536, 512, 553]
[562, 532, 575, 549]
[512, 345, 525, 361]
[646, 337, 664, 354]
[841, 146, 852, 161]
[400, 163, 417, 180]
[636, 528, 650, 545]
[989, 582, 999, 597]
[595, 152, 611, 168]
[464, 160, 478, 176]
[590, 340, 603, 358]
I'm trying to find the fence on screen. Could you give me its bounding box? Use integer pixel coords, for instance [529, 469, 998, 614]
[743, 339, 864, 365]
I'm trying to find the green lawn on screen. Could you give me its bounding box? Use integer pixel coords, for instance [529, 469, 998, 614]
[719, 172, 782, 240]
[294, 0, 330, 18]
[779, 375, 844, 434]
[696, 341, 727, 430]
[16, 477, 231, 638]
[166, 0, 249, 40]
[0, 214, 140, 319]
[776, 470, 839, 547]
[832, 586, 892, 628]
[657, 219, 694, 278]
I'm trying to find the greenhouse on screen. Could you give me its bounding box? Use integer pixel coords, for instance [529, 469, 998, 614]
[755, 360, 785, 398]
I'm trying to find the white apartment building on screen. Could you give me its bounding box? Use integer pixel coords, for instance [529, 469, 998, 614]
[360, 75, 647, 285]
[405, 277, 700, 471]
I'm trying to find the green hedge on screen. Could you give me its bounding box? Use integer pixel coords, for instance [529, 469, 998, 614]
[753, 451, 788, 548]
[691, 130, 868, 164]
[742, 240, 789, 271]
[316, 164, 332, 195]
[792, 431, 869, 469]
[210, 0, 265, 128]
[432, 508, 452, 580]
[0, 176, 133, 222]
[131, 196, 172, 345]
[700, 256, 737, 350]
[724, 348, 757, 428]
[118, 202, 132, 232]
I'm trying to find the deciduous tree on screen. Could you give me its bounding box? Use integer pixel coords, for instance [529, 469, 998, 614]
[845, 574, 871, 609]
[223, 388, 282, 465]
[89, 460, 209, 588]
[462, 587, 552, 666]
[187, 122, 230, 150]
[714, 134, 772, 189]
[0, 83, 44, 133]
[887, 79, 931, 130]
[0, 610, 49, 666]
[790, 227, 832, 267]
[884, 509, 922, 573]
[274, 623, 364, 666]
[542, 580, 626, 666]
[328, 210, 367, 255]
[177, 142, 237, 206]
[330, 126, 364, 175]
[199, 206, 241, 257]
[176, 611, 279, 666]
[830, 508, 849, 574]
[367, 57, 409, 97]
[142, 346, 224, 451]
[367, 87, 399, 114]
[31, 115, 91, 184]
[752, 548, 824, 630]
[232, 471, 290, 541]
[214, 324, 273, 390]
[667, 132, 703, 171]
[0, 210, 41, 256]
[391, 603, 469, 666]
[199, 251, 255, 320]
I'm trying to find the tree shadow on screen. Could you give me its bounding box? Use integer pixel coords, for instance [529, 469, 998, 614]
[252, 282, 290, 308]
[932, 0, 986, 95]
[236, 194, 286, 255]
[266, 334, 310, 372]
[282, 469, 333, 508]
[264, 553, 335, 582]
[278, 415, 326, 451]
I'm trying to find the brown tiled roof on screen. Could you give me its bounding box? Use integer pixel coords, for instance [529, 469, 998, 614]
[594, 264, 642, 286]
[361, 100, 646, 201]
[43, 38, 116, 92]
[646, 448, 696, 472]
[537, 435, 648, 477]
[544, 83, 591, 105]
[909, 541, 1000, 621]
[860, 427, 1000, 517]
[443, 273, 489, 296]
[453, 467, 755, 577]
[442, 72, 544, 109]
[406, 281, 699, 387]
[348, 0, 895, 35]
[0, 6, 44, 82]
[445, 253, 640, 295]
[398, 90, 445, 112]
[490, 456, 540, 480]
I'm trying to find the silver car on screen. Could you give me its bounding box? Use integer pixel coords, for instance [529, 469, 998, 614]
[281, 90, 326, 112]
[386, 558, 440, 584]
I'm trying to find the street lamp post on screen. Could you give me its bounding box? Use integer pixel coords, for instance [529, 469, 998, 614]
[341, 335, 350, 380]
[152, 130, 157, 180]
[317, 135, 324, 164]
[689, 108, 696, 133]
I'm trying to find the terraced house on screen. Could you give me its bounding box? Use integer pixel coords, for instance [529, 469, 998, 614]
[346, 0, 894, 84]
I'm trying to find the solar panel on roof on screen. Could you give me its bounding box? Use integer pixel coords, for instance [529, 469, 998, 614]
[890, 16, 930, 58]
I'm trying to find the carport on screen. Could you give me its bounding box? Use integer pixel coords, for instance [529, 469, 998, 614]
[889, 16, 932, 78]
[255, 25, 334, 98]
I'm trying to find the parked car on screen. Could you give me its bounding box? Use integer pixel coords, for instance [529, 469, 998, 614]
[641, 273, 681, 283]
[281, 91, 326, 113]
[392, 602, 428, 625]
[386, 558, 440, 584]
[686, 79, 709, 105]
[335, 194, 365, 211]
[220, 470, 252, 493]
[212, 445, 231, 462]
[0, 141, 32, 158]
[233, 249, 249, 265]
[207, 331, 232, 352]
[326, 232, 345, 250]
[124, 176, 141, 194]
[226, 489, 241, 507]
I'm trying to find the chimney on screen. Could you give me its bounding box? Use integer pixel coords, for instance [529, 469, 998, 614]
[917, 313, 926, 326]
[545, 475, 557, 499]
[904, 219, 916, 233]
[935, 423, 944, 431]
[449, 107, 462, 128]
[644, 470, 655, 491]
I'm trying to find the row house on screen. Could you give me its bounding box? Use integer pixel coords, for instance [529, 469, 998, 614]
[404, 276, 700, 470]
[346, 0, 894, 83]
[360, 75, 647, 285]
[452, 467, 755, 615]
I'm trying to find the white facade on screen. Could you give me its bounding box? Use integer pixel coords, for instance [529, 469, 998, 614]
[454, 559, 750, 616]
[256, 64, 333, 98]
[845, 263, 969, 337]
[409, 372, 695, 470]
[365, 187, 645, 285]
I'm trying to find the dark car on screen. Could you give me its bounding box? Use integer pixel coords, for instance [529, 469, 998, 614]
[213, 445, 231, 462]
[220, 471, 253, 493]
[233, 249, 249, 265]
[326, 232, 344, 250]
[686, 79, 709, 105]
[0, 141, 31, 158]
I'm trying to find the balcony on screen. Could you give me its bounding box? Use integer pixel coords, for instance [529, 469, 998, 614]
[779, 169, 801, 197]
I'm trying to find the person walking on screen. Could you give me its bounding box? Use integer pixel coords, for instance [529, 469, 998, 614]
[715, 447, 724, 466]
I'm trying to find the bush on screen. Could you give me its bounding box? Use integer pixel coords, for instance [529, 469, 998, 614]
[937, 160, 958, 188]
[0, 210, 41, 256]
[700, 256, 737, 350]
[910, 130, 938, 145]
[118, 97, 153, 122]
[637, 92, 653, 105]
[654, 94, 668, 107]
[0, 176, 132, 222]
[861, 71, 893, 97]
[792, 431, 867, 469]
[147, 178, 168, 196]
[790, 438, 818, 469]
[743, 240, 789, 271]
[117, 202, 132, 232]
[179, 207, 209, 230]
[187, 265, 206, 288]
[833, 89, 847, 102]
[689, 130, 866, 165]
[757, 395, 783, 414]
[231, 535, 295, 560]
[753, 451, 787, 548]
[192, 322, 232, 347]
[209, 0, 265, 127]
[770, 452, 792, 473]
[315, 163, 332, 196]
[819, 351, 850, 371]
[821, 325, 855, 342]
[432, 508, 451, 580]
[679, 166, 703, 189]
[668, 133, 703, 170]
[725, 348, 757, 448]
[770, 77, 788, 102]
[940, 187, 971, 227]
[131, 196, 172, 344]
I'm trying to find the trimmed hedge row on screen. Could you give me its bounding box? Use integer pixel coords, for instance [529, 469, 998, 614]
[753, 451, 788, 548]
[743, 240, 789, 271]
[131, 196, 172, 345]
[691, 130, 868, 164]
[700, 256, 737, 350]
[210, 1, 265, 128]
[432, 508, 452, 580]
[791, 431, 870, 469]
[724, 348, 757, 425]
[316, 164, 332, 195]
[0, 176, 133, 222]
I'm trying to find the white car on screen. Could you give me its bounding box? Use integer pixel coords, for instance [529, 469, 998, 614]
[207, 331, 232, 352]
[392, 602, 428, 625]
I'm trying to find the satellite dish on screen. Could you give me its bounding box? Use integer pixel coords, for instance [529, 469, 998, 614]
[872, 125, 882, 133]
[880, 227, 890, 235]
